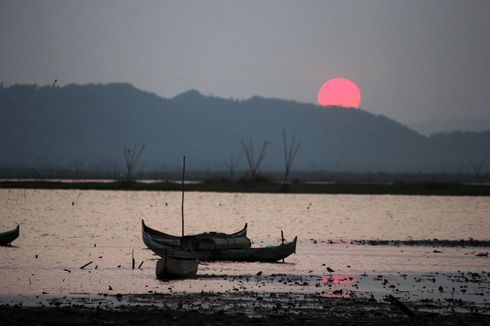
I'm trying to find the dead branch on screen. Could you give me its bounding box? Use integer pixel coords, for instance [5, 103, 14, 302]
[224, 154, 240, 179]
[282, 129, 301, 181]
[241, 139, 268, 179]
[470, 157, 486, 181]
[123, 144, 145, 182]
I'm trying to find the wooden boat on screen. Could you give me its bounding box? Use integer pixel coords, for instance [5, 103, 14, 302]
[142, 219, 248, 249]
[155, 249, 198, 279]
[0, 225, 19, 245]
[145, 228, 298, 263]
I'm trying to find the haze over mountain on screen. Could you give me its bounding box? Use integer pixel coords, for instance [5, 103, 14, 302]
[0, 83, 489, 175]
[409, 117, 490, 136]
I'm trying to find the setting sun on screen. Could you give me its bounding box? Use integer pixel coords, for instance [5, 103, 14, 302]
[317, 78, 361, 108]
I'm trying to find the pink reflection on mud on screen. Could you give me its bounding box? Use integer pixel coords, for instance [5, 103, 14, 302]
[319, 274, 356, 298]
[320, 274, 356, 286]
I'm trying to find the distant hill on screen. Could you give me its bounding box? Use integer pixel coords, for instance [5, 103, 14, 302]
[0, 83, 488, 174]
[410, 117, 490, 135]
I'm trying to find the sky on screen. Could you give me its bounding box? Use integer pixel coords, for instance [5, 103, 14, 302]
[1, 0, 489, 133]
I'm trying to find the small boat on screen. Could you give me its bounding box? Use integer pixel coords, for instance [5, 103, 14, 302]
[155, 249, 198, 279]
[0, 225, 19, 246]
[142, 219, 248, 249]
[145, 225, 298, 262]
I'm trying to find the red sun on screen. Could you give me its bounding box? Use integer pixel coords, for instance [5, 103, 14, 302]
[317, 78, 361, 108]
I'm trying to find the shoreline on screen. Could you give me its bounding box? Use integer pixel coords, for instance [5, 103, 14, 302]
[1, 179, 490, 196]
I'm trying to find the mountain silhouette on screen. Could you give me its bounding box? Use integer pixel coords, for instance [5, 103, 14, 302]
[0, 83, 488, 174]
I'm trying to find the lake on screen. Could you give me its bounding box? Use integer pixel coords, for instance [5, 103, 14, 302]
[0, 189, 489, 306]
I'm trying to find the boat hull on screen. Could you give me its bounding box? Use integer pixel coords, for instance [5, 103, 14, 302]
[155, 255, 198, 279]
[149, 236, 298, 263]
[0, 225, 19, 246]
[202, 238, 297, 262]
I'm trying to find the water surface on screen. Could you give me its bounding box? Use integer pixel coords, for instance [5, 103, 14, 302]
[0, 189, 489, 305]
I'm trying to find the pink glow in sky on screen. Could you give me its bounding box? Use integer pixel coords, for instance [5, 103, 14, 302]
[317, 78, 361, 108]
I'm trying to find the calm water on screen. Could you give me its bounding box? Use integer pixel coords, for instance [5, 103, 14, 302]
[0, 189, 489, 304]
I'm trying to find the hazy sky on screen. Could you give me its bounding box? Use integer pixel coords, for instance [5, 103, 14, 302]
[1, 0, 489, 129]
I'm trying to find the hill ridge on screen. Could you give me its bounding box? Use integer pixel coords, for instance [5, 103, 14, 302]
[0, 83, 488, 174]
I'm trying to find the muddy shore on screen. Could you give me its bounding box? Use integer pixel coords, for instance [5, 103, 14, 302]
[1, 293, 490, 326]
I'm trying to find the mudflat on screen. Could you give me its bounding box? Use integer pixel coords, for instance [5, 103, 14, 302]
[1, 292, 490, 326]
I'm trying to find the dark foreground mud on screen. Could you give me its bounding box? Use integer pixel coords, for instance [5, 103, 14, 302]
[1, 293, 489, 325]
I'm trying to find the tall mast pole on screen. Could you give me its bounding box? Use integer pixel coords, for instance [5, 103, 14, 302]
[181, 156, 186, 238]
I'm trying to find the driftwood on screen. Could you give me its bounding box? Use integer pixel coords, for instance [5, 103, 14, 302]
[80, 261, 93, 269]
[386, 295, 415, 318]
